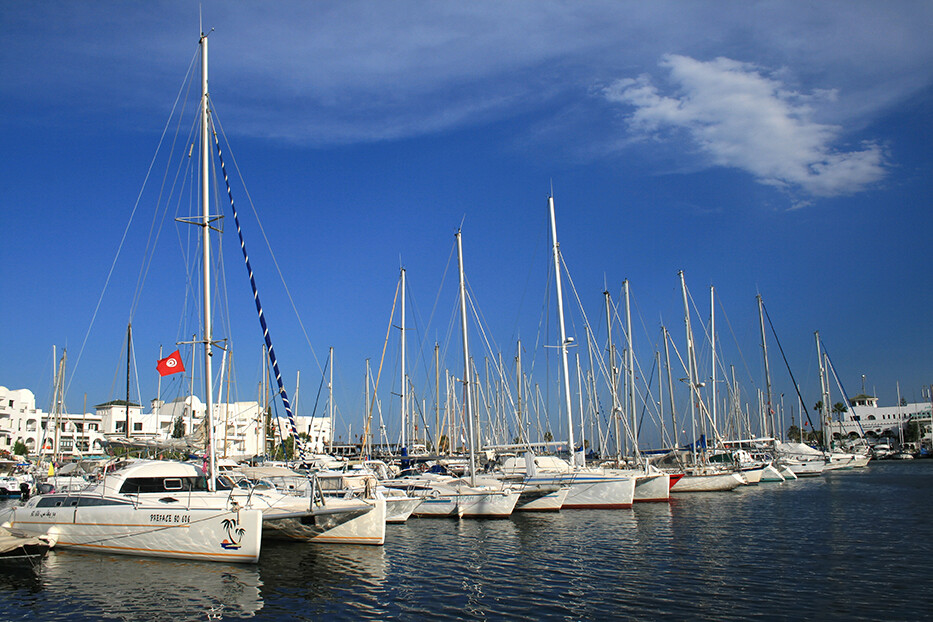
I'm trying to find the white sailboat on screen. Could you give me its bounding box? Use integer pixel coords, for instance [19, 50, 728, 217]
[531, 194, 636, 509]
[0, 33, 265, 563]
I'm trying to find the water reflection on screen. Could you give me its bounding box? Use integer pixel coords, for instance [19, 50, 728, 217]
[39, 550, 262, 621]
[257, 540, 388, 619]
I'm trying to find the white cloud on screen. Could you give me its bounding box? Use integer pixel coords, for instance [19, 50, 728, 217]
[604, 55, 886, 197]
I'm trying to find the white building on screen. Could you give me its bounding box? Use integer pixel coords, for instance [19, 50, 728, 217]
[0, 385, 107, 458]
[1, 383, 333, 461]
[830, 392, 933, 443]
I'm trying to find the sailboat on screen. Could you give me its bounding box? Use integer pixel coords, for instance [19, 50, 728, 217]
[504, 195, 636, 510]
[385, 230, 521, 518]
[1, 31, 370, 560]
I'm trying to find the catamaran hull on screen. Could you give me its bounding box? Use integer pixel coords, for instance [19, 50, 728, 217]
[787, 461, 824, 477]
[311, 497, 386, 545]
[410, 495, 460, 518]
[514, 486, 569, 512]
[740, 467, 764, 485]
[633, 473, 670, 502]
[670, 472, 745, 492]
[559, 475, 636, 509]
[458, 490, 521, 518]
[385, 496, 422, 523]
[760, 464, 786, 482]
[1, 505, 262, 563]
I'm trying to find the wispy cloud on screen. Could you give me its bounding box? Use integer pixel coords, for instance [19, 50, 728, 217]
[603, 55, 887, 197]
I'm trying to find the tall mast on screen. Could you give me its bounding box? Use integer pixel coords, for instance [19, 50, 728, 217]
[516, 340, 524, 444]
[604, 291, 622, 464]
[126, 322, 132, 439]
[364, 358, 371, 457]
[815, 331, 829, 452]
[710, 286, 716, 442]
[548, 195, 576, 462]
[663, 326, 678, 448]
[680, 271, 698, 465]
[329, 347, 335, 450]
[455, 230, 476, 486]
[400, 267, 407, 451]
[757, 295, 775, 442]
[199, 32, 216, 489]
[624, 279, 638, 463]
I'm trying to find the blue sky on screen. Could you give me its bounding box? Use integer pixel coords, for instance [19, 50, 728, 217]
[1, 2, 931, 446]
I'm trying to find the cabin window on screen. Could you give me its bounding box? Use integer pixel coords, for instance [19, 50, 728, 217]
[119, 476, 210, 494]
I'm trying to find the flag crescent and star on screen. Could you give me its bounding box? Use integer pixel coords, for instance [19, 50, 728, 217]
[156, 350, 185, 376]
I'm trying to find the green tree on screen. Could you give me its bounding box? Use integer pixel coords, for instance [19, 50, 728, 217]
[832, 402, 848, 419]
[905, 421, 920, 443]
[787, 425, 801, 442]
[13, 440, 28, 456]
[172, 415, 186, 438]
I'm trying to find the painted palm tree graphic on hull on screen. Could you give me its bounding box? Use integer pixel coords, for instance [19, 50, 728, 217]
[220, 518, 246, 550]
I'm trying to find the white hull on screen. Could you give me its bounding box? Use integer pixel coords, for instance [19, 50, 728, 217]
[740, 467, 764, 485]
[760, 464, 786, 482]
[779, 464, 798, 480]
[633, 473, 670, 502]
[311, 496, 386, 545]
[410, 495, 459, 517]
[457, 490, 521, 518]
[514, 486, 569, 512]
[787, 460, 824, 477]
[557, 473, 636, 509]
[385, 496, 422, 523]
[824, 453, 871, 470]
[1, 502, 262, 563]
[671, 471, 745, 492]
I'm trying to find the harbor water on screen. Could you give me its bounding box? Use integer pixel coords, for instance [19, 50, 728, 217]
[0, 460, 930, 621]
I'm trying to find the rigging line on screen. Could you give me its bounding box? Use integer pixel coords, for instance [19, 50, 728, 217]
[212, 126, 303, 458]
[367, 278, 400, 435]
[819, 338, 867, 438]
[424, 238, 457, 364]
[761, 301, 816, 433]
[210, 109, 324, 374]
[715, 294, 757, 393]
[67, 47, 201, 398]
[130, 62, 199, 322]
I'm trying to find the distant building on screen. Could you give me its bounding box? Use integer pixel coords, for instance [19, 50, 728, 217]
[0, 385, 107, 458]
[829, 391, 932, 441]
[1, 383, 332, 461]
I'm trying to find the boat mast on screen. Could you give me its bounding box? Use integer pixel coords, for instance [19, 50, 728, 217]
[199, 32, 216, 489]
[679, 271, 699, 466]
[604, 291, 622, 464]
[710, 286, 716, 442]
[400, 267, 407, 452]
[548, 195, 576, 463]
[123, 323, 132, 440]
[757, 295, 776, 443]
[624, 279, 638, 464]
[663, 326, 678, 449]
[815, 331, 829, 452]
[455, 230, 477, 486]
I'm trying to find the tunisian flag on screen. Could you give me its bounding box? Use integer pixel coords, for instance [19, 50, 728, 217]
[156, 350, 185, 376]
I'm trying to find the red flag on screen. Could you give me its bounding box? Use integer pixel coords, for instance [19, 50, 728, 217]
[157, 350, 185, 376]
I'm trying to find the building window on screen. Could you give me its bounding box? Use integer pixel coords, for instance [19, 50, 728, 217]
[133, 422, 143, 432]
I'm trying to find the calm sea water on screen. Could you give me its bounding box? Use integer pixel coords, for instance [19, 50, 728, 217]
[1, 460, 930, 621]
